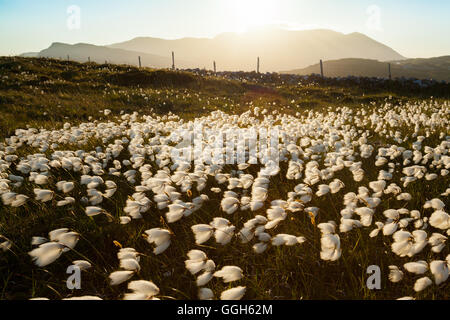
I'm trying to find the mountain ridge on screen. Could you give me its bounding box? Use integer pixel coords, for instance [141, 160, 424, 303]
[107, 28, 406, 71]
[25, 29, 450, 79]
[282, 56, 450, 82]
[37, 42, 190, 68]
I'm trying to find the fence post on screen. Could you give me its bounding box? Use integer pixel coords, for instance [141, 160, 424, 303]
[257, 57, 260, 73]
[388, 63, 391, 80]
[172, 51, 175, 70]
[139, 56, 142, 68]
[320, 59, 324, 78]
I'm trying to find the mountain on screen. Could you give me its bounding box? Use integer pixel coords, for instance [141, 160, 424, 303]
[108, 28, 405, 72]
[38, 42, 187, 68]
[19, 52, 39, 58]
[283, 56, 450, 82]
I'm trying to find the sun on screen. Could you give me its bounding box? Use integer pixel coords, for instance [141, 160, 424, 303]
[227, 0, 279, 33]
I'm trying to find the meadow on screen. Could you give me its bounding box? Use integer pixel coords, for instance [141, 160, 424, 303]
[0, 57, 449, 300]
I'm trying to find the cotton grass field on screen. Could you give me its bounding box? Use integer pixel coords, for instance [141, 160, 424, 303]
[0, 57, 449, 300]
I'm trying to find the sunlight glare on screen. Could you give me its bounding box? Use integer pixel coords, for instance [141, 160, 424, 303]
[227, 0, 279, 33]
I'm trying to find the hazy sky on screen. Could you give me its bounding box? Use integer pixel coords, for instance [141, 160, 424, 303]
[0, 0, 449, 58]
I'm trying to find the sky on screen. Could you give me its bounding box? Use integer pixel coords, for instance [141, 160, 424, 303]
[0, 0, 449, 58]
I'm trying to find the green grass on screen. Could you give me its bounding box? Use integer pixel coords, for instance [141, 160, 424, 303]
[1, 56, 449, 139]
[1, 138, 447, 300]
[0, 57, 448, 300]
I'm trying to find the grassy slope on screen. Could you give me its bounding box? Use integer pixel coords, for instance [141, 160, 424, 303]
[283, 57, 450, 82]
[0, 57, 449, 300]
[1, 57, 449, 140]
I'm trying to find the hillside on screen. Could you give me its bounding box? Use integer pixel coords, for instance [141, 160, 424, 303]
[38, 42, 185, 68]
[19, 52, 39, 58]
[23, 28, 408, 72]
[284, 56, 450, 82]
[0, 57, 449, 301]
[108, 28, 405, 71]
[0, 56, 449, 140]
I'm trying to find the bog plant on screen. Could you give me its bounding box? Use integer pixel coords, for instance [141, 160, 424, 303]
[0, 57, 449, 300]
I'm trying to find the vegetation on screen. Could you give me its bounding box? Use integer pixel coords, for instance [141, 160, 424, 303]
[0, 57, 448, 301]
[1, 57, 449, 139]
[284, 56, 450, 82]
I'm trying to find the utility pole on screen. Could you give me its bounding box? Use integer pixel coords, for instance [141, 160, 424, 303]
[138, 56, 142, 68]
[257, 57, 260, 73]
[88, 56, 90, 63]
[388, 63, 392, 80]
[320, 59, 324, 78]
[213, 61, 216, 73]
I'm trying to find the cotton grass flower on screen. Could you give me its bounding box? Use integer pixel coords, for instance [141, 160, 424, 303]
[424, 198, 445, 210]
[429, 260, 449, 285]
[316, 185, 330, 197]
[28, 228, 79, 267]
[388, 265, 404, 283]
[123, 280, 160, 300]
[414, 277, 432, 292]
[166, 201, 192, 223]
[144, 228, 172, 255]
[63, 296, 103, 300]
[320, 233, 342, 261]
[329, 179, 344, 194]
[191, 224, 214, 245]
[403, 261, 428, 275]
[196, 268, 215, 287]
[72, 260, 92, 271]
[56, 181, 75, 194]
[429, 210, 450, 230]
[221, 196, 240, 215]
[56, 197, 75, 207]
[354, 207, 374, 227]
[220, 286, 246, 300]
[428, 233, 447, 253]
[28, 242, 65, 267]
[252, 242, 268, 254]
[0, 238, 12, 252]
[120, 216, 132, 225]
[109, 271, 135, 286]
[213, 266, 243, 283]
[271, 234, 306, 246]
[110, 247, 141, 285]
[184, 250, 209, 275]
[391, 230, 428, 257]
[198, 288, 214, 300]
[34, 189, 54, 202]
[120, 258, 141, 272]
[85, 206, 105, 217]
[210, 218, 235, 245]
[10, 194, 29, 207]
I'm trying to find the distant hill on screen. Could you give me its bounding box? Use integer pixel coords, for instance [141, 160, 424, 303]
[19, 52, 39, 58]
[283, 56, 450, 82]
[108, 28, 405, 71]
[38, 42, 188, 68]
